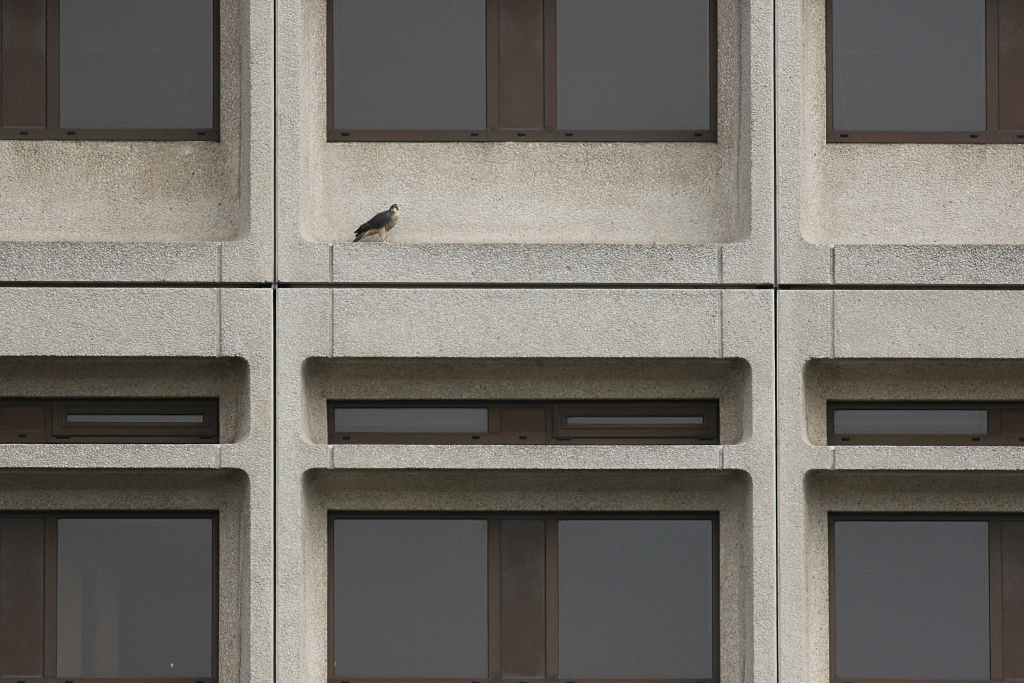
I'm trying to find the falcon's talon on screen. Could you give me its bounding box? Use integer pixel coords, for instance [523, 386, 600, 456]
[353, 204, 400, 242]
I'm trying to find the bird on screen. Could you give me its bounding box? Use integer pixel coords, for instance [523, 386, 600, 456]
[353, 204, 400, 242]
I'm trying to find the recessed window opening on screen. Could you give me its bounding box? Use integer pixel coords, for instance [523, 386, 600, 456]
[0, 512, 217, 682]
[329, 513, 718, 683]
[827, 401, 1024, 445]
[328, 400, 719, 444]
[327, 0, 717, 142]
[830, 515, 1024, 683]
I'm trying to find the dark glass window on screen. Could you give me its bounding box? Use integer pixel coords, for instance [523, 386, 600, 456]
[0, 0, 218, 140]
[827, 401, 1024, 445]
[828, 0, 1024, 142]
[329, 514, 719, 683]
[830, 516, 1024, 683]
[327, 0, 717, 142]
[0, 513, 217, 682]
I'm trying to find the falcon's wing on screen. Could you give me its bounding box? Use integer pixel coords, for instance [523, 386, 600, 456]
[354, 210, 394, 236]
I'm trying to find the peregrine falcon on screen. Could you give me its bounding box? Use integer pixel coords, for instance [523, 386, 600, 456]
[353, 204, 400, 242]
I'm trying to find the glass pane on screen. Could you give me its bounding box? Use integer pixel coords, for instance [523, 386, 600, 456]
[833, 409, 988, 435]
[834, 520, 990, 679]
[60, 0, 215, 129]
[334, 407, 489, 433]
[333, 0, 486, 130]
[557, 0, 710, 130]
[66, 414, 205, 423]
[56, 518, 213, 678]
[558, 519, 714, 678]
[832, 0, 986, 131]
[566, 415, 704, 425]
[333, 519, 488, 678]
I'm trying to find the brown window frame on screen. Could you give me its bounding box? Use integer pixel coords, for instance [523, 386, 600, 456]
[327, 400, 719, 445]
[0, 398, 219, 443]
[826, 0, 1024, 143]
[328, 511, 720, 683]
[0, 0, 220, 141]
[829, 513, 1024, 683]
[0, 510, 219, 683]
[326, 0, 717, 143]
[827, 401, 1024, 445]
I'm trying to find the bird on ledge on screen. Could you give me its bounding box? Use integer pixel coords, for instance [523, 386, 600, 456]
[353, 204, 400, 242]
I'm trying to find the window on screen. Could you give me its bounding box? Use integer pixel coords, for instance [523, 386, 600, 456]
[0, 0, 218, 140]
[827, 401, 1024, 445]
[330, 513, 718, 683]
[328, 400, 719, 444]
[827, 0, 1024, 142]
[327, 0, 716, 141]
[0, 513, 217, 682]
[830, 515, 1024, 682]
[0, 398, 219, 443]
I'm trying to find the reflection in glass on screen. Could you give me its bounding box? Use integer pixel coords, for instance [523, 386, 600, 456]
[67, 414, 205, 423]
[833, 409, 988, 435]
[558, 519, 714, 678]
[834, 520, 989, 679]
[333, 0, 486, 130]
[557, 0, 710, 130]
[56, 518, 213, 678]
[566, 416, 703, 425]
[333, 519, 488, 678]
[832, 0, 986, 131]
[60, 0, 214, 129]
[334, 407, 489, 433]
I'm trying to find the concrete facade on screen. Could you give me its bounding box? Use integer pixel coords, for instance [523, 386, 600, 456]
[0, 6, 1020, 683]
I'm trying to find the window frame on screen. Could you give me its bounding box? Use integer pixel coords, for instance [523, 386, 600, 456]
[826, 400, 1024, 445]
[0, 398, 220, 443]
[826, 0, 1024, 143]
[0, 510, 219, 683]
[828, 513, 1024, 683]
[327, 400, 720, 445]
[328, 511, 720, 683]
[0, 0, 220, 141]
[326, 0, 718, 142]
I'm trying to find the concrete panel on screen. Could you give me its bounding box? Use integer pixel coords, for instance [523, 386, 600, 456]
[332, 288, 721, 358]
[775, 0, 1024, 285]
[0, 0, 274, 283]
[275, 0, 773, 284]
[277, 287, 776, 683]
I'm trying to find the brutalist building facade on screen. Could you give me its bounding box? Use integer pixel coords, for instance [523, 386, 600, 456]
[0, 2, 1020, 683]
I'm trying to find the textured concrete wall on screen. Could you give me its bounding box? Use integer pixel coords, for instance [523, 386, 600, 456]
[0, 0, 274, 283]
[275, 0, 774, 283]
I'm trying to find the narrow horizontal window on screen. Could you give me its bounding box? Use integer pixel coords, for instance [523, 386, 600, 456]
[0, 398, 219, 443]
[66, 413, 207, 423]
[329, 513, 718, 683]
[828, 401, 1024, 445]
[328, 400, 719, 444]
[0, 512, 217, 682]
[830, 515, 1024, 683]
